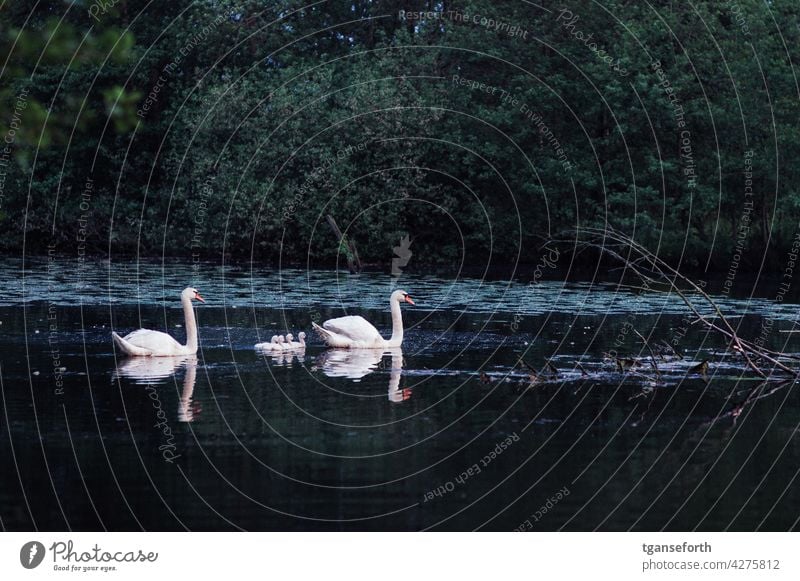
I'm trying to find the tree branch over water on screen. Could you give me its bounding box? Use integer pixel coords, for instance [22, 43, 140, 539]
[566, 227, 798, 379]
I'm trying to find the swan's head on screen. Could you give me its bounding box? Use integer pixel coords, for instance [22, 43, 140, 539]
[391, 289, 415, 306]
[298, 332, 306, 340]
[286, 333, 294, 342]
[277, 335, 285, 344]
[271, 335, 278, 343]
[182, 287, 205, 303]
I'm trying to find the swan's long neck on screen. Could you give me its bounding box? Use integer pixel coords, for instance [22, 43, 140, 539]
[182, 295, 198, 352]
[388, 297, 404, 347]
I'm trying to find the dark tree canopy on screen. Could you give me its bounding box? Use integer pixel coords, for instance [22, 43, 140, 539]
[1, 0, 798, 272]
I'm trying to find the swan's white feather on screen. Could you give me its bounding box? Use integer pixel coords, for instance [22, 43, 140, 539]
[112, 287, 203, 357]
[322, 316, 382, 344]
[314, 289, 411, 349]
[112, 332, 153, 356]
[113, 329, 187, 356]
[312, 322, 369, 348]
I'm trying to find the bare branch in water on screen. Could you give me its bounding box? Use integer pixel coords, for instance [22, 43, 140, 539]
[632, 328, 661, 378]
[565, 227, 798, 378]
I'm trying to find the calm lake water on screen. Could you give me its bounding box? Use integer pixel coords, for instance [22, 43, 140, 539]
[1, 257, 799, 531]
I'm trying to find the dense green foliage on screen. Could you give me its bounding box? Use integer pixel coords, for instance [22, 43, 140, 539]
[1, 0, 799, 271]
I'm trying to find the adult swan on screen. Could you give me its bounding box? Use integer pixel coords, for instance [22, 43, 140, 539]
[312, 289, 414, 349]
[112, 287, 205, 356]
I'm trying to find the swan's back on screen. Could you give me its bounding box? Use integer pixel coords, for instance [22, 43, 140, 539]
[122, 329, 183, 353]
[322, 316, 381, 343]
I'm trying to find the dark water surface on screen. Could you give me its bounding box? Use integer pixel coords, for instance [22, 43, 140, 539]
[1, 258, 799, 530]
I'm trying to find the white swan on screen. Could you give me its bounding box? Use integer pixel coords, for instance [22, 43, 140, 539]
[312, 289, 414, 349]
[112, 287, 205, 357]
[254, 335, 281, 351]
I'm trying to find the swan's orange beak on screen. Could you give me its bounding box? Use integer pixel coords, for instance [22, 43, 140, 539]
[404, 295, 415, 305]
[195, 293, 205, 303]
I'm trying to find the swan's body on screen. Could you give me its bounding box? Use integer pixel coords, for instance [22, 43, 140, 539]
[112, 288, 205, 357]
[313, 290, 414, 349]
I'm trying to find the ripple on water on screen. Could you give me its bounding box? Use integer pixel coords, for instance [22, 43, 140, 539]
[7, 258, 800, 322]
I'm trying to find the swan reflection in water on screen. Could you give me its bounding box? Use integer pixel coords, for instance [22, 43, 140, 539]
[314, 347, 411, 402]
[114, 355, 200, 422]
